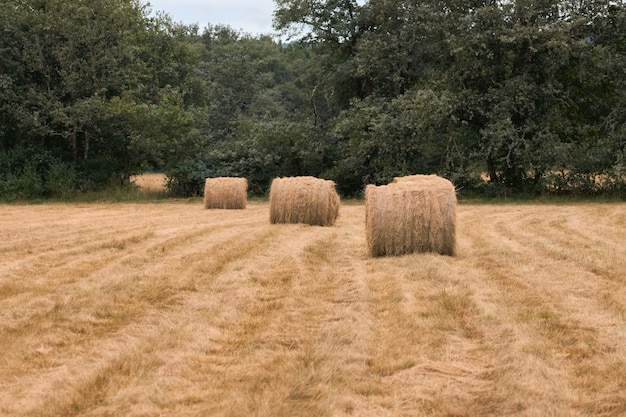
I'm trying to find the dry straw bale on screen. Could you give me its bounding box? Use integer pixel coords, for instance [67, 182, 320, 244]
[365, 174, 457, 257]
[269, 176, 340, 226]
[203, 177, 248, 209]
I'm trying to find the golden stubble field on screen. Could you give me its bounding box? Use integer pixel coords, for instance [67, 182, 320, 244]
[0, 200, 625, 416]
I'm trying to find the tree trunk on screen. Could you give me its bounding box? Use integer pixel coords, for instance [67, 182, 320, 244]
[71, 131, 78, 165]
[487, 156, 497, 182]
[83, 131, 90, 161]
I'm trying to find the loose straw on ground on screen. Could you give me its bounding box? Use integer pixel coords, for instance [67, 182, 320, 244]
[365, 174, 457, 257]
[203, 177, 248, 209]
[269, 176, 340, 226]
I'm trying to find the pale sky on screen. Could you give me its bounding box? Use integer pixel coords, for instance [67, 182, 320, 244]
[146, 0, 278, 36]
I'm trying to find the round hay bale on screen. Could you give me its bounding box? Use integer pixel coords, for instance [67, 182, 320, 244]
[203, 177, 248, 209]
[269, 176, 340, 226]
[393, 174, 451, 186]
[365, 175, 457, 257]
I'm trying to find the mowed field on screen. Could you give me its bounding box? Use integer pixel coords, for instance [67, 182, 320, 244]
[1, 200, 625, 416]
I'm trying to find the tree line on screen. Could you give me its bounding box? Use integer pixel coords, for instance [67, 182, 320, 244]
[1, 0, 625, 199]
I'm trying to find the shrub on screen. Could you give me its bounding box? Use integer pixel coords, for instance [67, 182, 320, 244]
[164, 157, 213, 197]
[46, 161, 77, 199]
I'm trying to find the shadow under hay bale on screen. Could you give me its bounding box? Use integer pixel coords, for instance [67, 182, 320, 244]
[203, 177, 248, 209]
[269, 176, 340, 226]
[365, 174, 457, 257]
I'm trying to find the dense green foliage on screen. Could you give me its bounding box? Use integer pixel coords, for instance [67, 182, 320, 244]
[275, 0, 626, 196]
[1, 0, 625, 199]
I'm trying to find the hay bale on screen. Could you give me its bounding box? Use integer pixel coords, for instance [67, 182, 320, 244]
[365, 175, 457, 257]
[392, 174, 451, 186]
[269, 176, 340, 226]
[203, 177, 247, 209]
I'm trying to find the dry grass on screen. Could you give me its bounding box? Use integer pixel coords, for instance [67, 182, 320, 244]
[130, 173, 166, 191]
[0, 201, 625, 416]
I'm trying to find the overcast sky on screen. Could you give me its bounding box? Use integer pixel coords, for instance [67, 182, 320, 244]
[146, 0, 278, 36]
